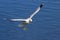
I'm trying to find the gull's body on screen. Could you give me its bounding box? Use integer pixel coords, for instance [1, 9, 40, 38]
[10, 3, 44, 28]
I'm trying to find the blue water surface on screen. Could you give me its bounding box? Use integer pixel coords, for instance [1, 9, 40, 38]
[0, 0, 60, 40]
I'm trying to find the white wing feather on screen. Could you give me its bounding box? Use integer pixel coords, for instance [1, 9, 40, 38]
[10, 19, 26, 21]
[29, 6, 40, 19]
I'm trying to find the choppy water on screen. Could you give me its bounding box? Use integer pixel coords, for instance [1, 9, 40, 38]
[0, 0, 60, 40]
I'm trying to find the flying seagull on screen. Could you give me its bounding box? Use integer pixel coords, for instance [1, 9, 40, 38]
[10, 3, 44, 29]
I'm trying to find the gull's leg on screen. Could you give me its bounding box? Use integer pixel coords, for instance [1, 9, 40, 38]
[18, 21, 28, 30]
[18, 22, 27, 27]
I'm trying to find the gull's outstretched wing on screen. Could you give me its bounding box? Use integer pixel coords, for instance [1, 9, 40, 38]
[29, 3, 44, 19]
[10, 19, 26, 21]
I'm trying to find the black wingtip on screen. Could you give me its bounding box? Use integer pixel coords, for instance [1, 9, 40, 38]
[40, 3, 44, 8]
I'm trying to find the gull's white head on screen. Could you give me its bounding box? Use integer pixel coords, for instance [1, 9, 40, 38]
[29, 19, 32, 22]
[25, 18, 32, 24]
